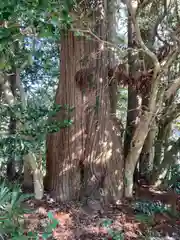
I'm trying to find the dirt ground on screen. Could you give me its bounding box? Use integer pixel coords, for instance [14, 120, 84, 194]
[23, 186, 180, 239]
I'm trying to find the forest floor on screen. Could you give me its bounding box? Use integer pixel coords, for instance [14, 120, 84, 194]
[24, 186, 180, 240]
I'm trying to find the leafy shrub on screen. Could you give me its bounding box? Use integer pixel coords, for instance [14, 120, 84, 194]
[0, 181, 32, 239]
[135, 213, 154, 225]
[26, 211, 59, 240]
[101, 219, 124, 240]
[167, 164, 180, 194]
[0, 181, 58, 239]
[132, 200, 170, 216]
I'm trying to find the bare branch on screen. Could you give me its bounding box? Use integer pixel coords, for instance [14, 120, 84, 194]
[125, 0, 160, 75]
[161, 48, 179, 73]
[137, 0, 153, 12]
[150, 0, 169, 44]
[165, 76, 180, 99]
[125, 0, 161, 115]
[175, 0, 180, 23]
[71, 28, 127, 55]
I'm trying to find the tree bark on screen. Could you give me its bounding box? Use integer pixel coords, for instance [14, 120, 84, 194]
[6, 72, 17, 181]
[45, 32, 89, 201]
[124, 6, 141, 159]
[81, 0, 124, 204]
[139, 92, 157, 183]
[139, 126, 156, 183]
[152, 138, 180, 187]
[124, 0, 161, 198]
[124, 112, 151, 197]
[46, 0, 124, 203]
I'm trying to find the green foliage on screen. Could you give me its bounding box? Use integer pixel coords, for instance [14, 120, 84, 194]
[41, 212, 59, 239]
[132, 200, 170, 216]
[140, 230, 163, 240]
[0, 102, 73, 158]
[167, 164, 180, 194]
[0, 181, 32, 239]
[0, 181, 59, 239]
[26, 211, 59, 240]
[101, 219, 124, 240]
[0, 0, 79, 72]
[117, 88, 127, 125]
[135, 213, 154, 225]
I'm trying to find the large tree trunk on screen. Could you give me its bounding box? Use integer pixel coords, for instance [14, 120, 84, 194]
[79, 0, 124, 204]
[45, 32, 87, 201]
[46, 0, 124, 203]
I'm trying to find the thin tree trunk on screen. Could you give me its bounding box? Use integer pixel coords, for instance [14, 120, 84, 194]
[152, 138, 180, 187]
[124, 8, 141, 159]
[139, 120, 156, 183]
[124, 112, 151, 197]
[15, 68, 43, 199]
[124, 0, 161, 198]
[151, 123, 172, 185]
[151, 119, 171, 176]
[124, 1, 141, 192]
[6, 73, 17, 181]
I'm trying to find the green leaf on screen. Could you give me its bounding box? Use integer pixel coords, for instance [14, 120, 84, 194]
[50, 16, 60, 27]
[51, 218, 59, 228]
[47, 211, 54, 220]
[47, 219, 59, 231]
[0, 28, 11, 40]
[42, 232, 52, 239]
[39, 28, 53, 38]
[74, 31, 84, 37]
[28, 54, 33, 65]
[27, 231, 37, 237]
[11, 235, 28, 240]
[0, 58, 6, 70]
[101, 219, 113, 228]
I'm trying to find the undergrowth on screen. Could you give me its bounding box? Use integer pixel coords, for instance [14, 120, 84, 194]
[0, 180, 179, 239]
[132, 200, 170, 216]
[0, 181, 58, 240]
[101, 219, 124, 240]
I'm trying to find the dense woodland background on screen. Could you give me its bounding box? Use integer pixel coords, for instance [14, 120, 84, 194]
[1, 0, 180, 239]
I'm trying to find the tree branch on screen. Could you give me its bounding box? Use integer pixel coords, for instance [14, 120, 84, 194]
[152, 137, 180, 185]
[137, 0, 153, 12]
[125, 0, 160, 113]
[15, 68, 27, 108]
[162, 103, 180, 126]
[150, 0, 169, 44]
[161, 48, 179, 71]
[165, 76, 180, 100]
[125, 1, 159, 67]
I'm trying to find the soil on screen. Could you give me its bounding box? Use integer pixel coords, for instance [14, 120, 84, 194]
[23, 186, 180, 239]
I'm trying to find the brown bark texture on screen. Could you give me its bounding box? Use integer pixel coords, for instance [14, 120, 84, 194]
[45, 32, 87, 201]
[46, 0, 124, 203]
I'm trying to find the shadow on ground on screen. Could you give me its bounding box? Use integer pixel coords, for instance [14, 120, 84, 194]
[23, 186, 180, 239]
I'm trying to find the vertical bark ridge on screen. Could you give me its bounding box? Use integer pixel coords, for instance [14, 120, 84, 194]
[46, 32, 85, 201]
